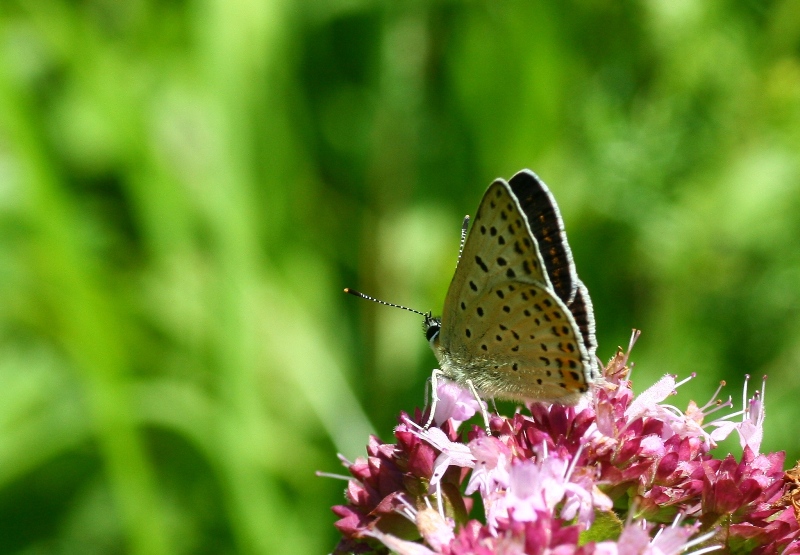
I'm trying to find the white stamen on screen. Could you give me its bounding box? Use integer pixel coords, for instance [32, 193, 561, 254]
[660, 404, 689, 418]
[698, 381, 727, 412]
[708, 407, 745, 424]
[758, 375, 767, 425]
[622, 329, 641, 368]
[741, 375, 750, 422]
[564, 442, 586, 482]
[674, 373, 696, 389]
[688, 546, 724, 555]
[682, 529, 717, 550]
[315, 471, 353, 481]
[435, 482, 444, 519]
[700, 397, 734, 419]
[682, 530, 723, 555]
[400, 494, 420, 521]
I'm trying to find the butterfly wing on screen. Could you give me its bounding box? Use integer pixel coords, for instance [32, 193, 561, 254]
[440, 179, 551, 344]
[508, 169, 578, 305]
[436, 178, 592, 402]
[440, 280, 591, 403]
[570, 279, 598, 378]
[509, 169, 598, 367]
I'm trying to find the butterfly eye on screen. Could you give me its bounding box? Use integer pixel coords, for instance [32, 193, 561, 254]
[424, 317, 441, 342]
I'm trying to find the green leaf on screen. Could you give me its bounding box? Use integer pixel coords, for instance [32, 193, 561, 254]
[580, 510, 624, 544]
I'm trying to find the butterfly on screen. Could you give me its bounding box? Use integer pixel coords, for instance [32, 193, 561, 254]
[345, 169, 597, 426]
[422, 169, 597, 407]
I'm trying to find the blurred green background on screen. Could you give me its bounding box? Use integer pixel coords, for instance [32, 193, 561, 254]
[1, 1, 800, 553]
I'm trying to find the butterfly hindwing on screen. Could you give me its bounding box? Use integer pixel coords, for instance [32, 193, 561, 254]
[569, 279, 598, 378]
[439, 279, 590, 403]
[508, 169, 578, 305]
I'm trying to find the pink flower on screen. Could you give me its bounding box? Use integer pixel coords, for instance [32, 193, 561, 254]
[431, 380, 481, 428]
[464, 435, 511, 498]
[707, 375, 767, 455]
[596, 519, 719, 555]
[327, 332, 799, 554]
[405, 418, 476, 489]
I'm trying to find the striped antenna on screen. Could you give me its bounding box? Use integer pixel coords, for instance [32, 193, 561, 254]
[343, 288, 427, 317]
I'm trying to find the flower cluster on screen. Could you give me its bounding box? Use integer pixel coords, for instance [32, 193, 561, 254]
[329, 333, 800, 554]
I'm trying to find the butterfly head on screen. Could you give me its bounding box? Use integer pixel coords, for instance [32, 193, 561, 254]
[423, 312, 447, 365]
[423, 313, 441, 344]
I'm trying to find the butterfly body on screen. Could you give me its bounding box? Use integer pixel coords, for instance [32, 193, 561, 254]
[424, 170, 597, 405]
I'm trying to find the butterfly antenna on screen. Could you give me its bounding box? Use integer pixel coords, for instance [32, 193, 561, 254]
[343, 288, 427, 317]
[457, 215, 470, 266]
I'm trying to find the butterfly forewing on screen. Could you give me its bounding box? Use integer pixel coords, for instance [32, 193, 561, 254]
[440, 180, 551, 344]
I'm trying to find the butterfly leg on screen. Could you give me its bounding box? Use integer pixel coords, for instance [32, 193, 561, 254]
[424, 369, 444, 429]
[465, 379, 492, 436]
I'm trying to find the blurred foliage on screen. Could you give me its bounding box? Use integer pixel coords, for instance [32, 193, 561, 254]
[0, 0, 799, 553]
